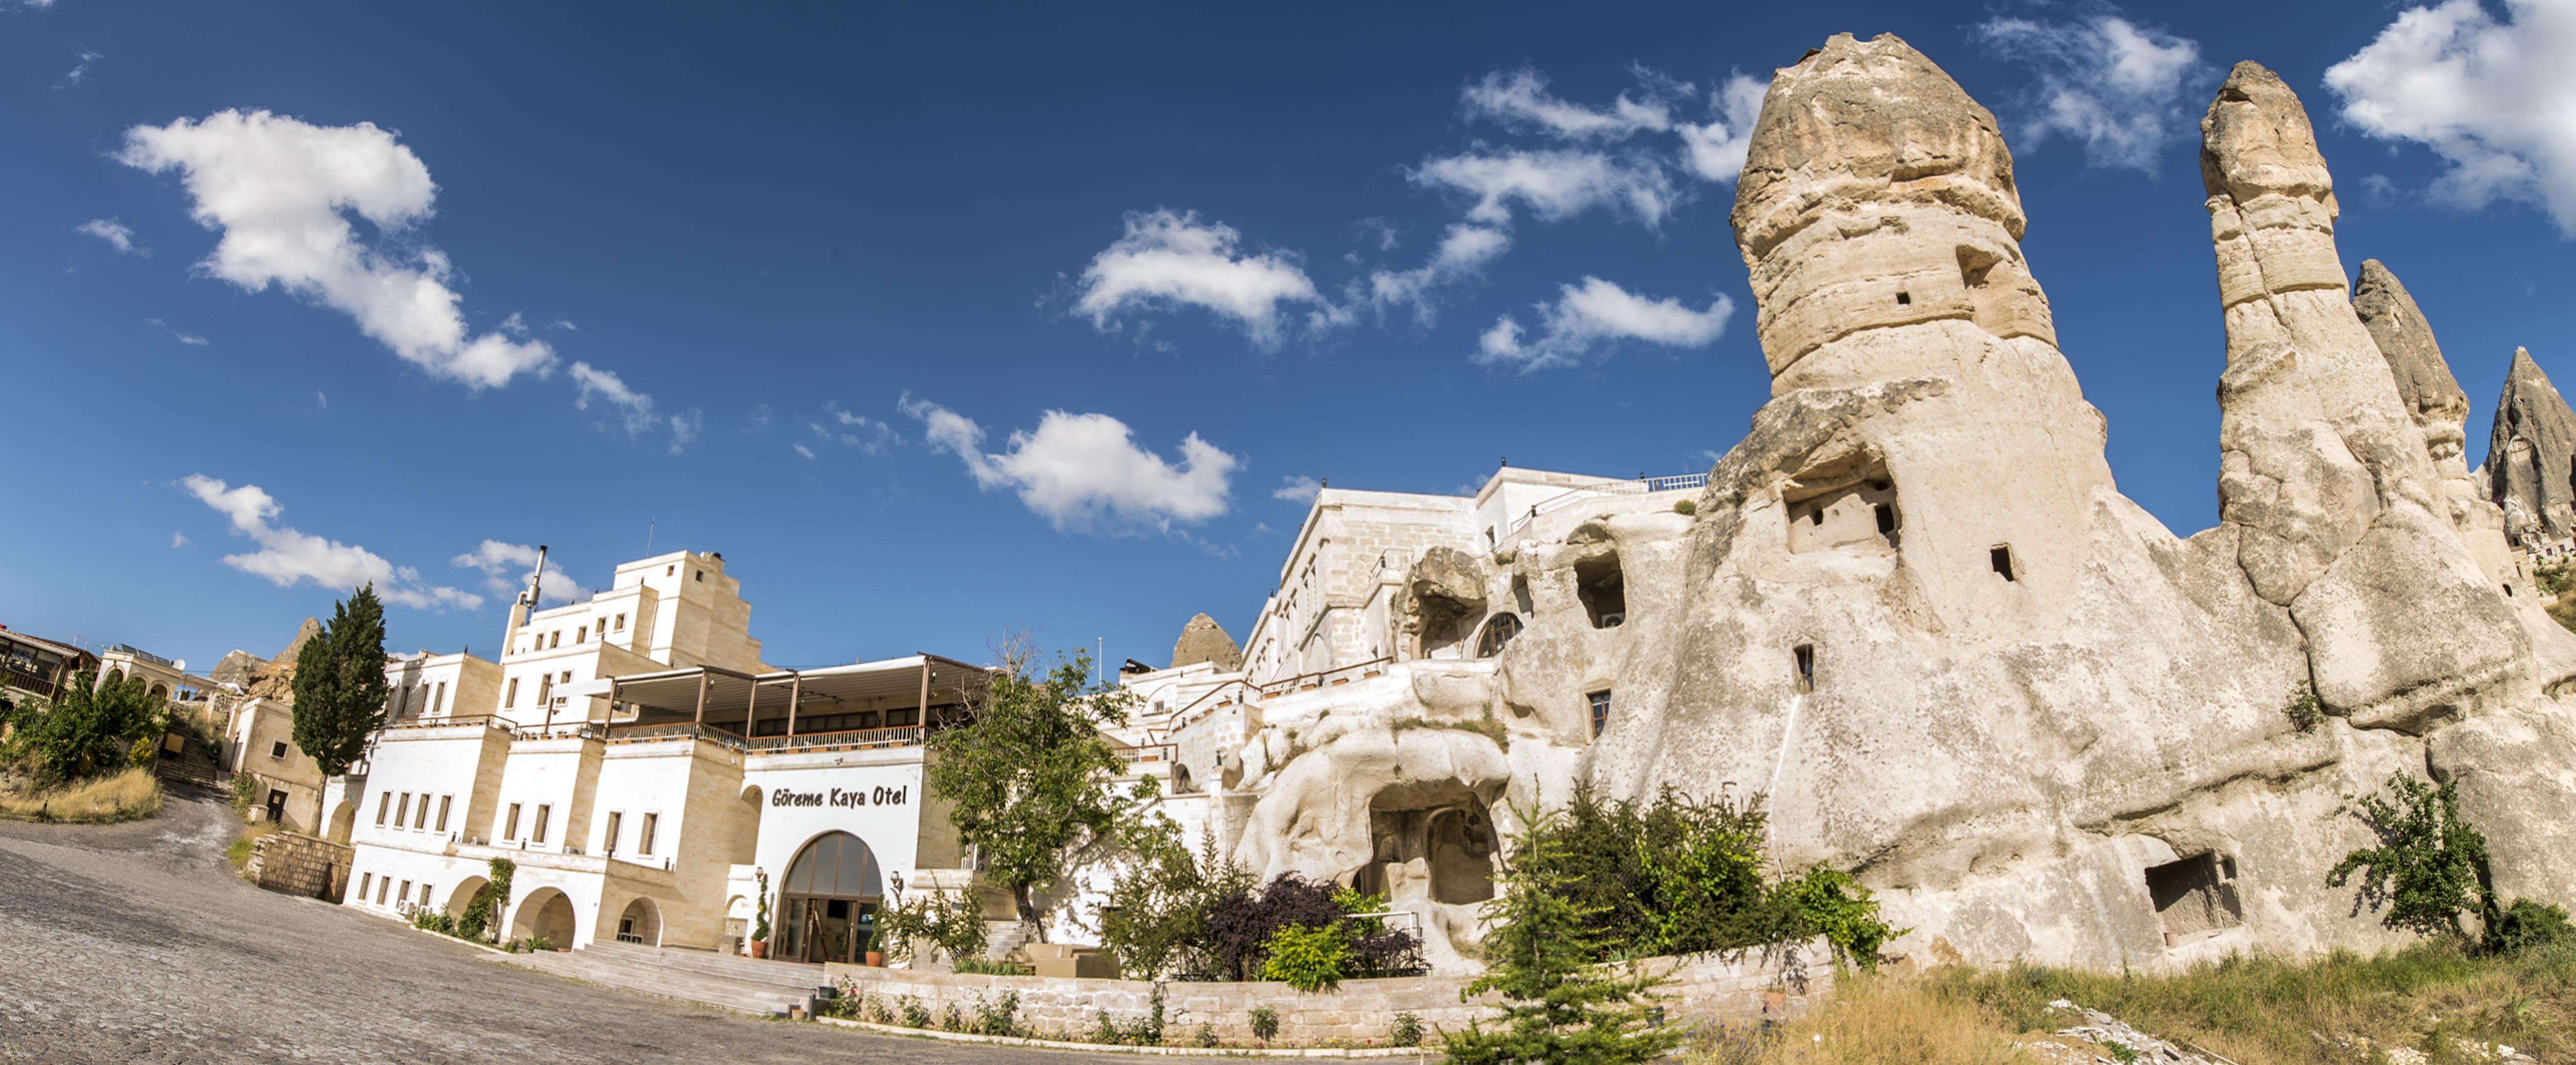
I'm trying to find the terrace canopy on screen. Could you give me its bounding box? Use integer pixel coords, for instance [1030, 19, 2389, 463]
[602, 654, 988, 741]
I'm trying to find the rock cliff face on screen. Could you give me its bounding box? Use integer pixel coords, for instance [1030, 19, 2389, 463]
[2488, 348, 2576, 547]
[1207, 34, 2576, 974]
[1169, 614, 1244, 671]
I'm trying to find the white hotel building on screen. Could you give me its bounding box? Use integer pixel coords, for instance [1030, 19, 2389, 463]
[330, 549, 1196, 962]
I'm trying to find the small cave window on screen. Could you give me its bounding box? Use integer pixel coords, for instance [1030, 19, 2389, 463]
[1895, 290, 1912, 306]
[1575, 554, 1627, 628]
[1588, 690, 1611, 737]
[1475, 613, 1524, 658]
[2146, 852, 2244, 941]
[1786, 463, 1901, 554]
[1991, 545, 2018, 582]
[1793, 644, 1815, 694]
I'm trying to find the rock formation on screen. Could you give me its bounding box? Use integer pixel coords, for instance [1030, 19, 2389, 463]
[2487, 347, 2576, 547]
[1188, 35, 2576, 974]
[220, 618, 319, 701]
[1169, 614, 1244, 672]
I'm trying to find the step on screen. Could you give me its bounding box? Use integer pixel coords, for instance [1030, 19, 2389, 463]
[487, 951, 810, 1017]
[581, 940, 832, 990]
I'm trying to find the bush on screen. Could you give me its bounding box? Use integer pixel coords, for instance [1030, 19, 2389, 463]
[901, 999, 931, 1028]
[229, 771, 259, 818]
[2492, 898, 2576, 955]
[938, 1003, 964, 1033]
[1100, 824, 1251, 979]
[1207, 872, 1423, 982]
[1673, 500, 1698, 516]
[2330, 773, 2493, 941]
[1391, 1012, 1423, 1047]
[1261, 921, 1352, 992]
[866, 998, 893, 1025]
[877, 881, 989, 967]
[2284, 685, 2325, 734]
[1773, 864, 1905, 969]
[972, 990, 1022, 1037]
[952, 956, 1024, 976]
[457, 857, 514, 943]
[1248, 1005, 1280, 1043]
[2538, 564, 2573, 596]
[7, 671, 165, 784]
[411, 908, 456, 935]
[1195, 1022, 1218, 1048]
[1548, 782, 1778, 960]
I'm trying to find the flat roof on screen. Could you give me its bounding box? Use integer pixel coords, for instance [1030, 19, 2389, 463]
[608, 654, 990, 721]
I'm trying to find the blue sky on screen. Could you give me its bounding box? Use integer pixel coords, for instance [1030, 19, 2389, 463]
[5, 1, 2574, 674]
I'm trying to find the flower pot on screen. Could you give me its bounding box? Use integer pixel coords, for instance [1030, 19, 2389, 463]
[750, 940, 769, 959]
[865, 950, 884, 967]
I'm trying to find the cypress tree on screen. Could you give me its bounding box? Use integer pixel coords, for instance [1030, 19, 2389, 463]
[290, 584, 390, 780]
[1443, 799, 1685, 1065]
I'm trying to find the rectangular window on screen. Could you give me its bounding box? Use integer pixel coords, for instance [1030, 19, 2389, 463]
[1588, 690, 1612, 737]
[506, 678, 519, 707]
[561, 670, 572, 684]
[269, 740, 288, 759]
[436, 795, 452, 832]
[694, 570, 703, 582]
[505, 802, 522, 840]
[615, 613, 626, 631]
[639, 812, 658, 856]
[396, 793, 411, 827]
[413, 796, 431, 830]
[532, 804, 551, 844]
[604, 811, 622, 855]
[377, 877, 390, 905]
[398, 879, 411, 907]
[421, 882, 433, 908]
[360, 872, 372, 899]
[576, 625, 587, 644]
[377, 792, 391, 826]
[432, 681, 446, 715]
[551, 631, 562, 649]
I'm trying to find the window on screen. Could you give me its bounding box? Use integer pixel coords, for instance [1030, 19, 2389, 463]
[506, 678, 520, 707]
[694, 570, 703, 582]
[639, 812, 658, 856]
[396, 793, 411, 827]
[505, 802, 522, 840]
[1794, 644, 1816, 694]
[532, 804, 551, 844]
[269, 740, 288, 759]
[576, 625, 587, 644]
[603, 812, 622, 855]
[550, 631, 561, 649]
[359, 872, 372, 899]
[560, 670, 572, 683]
[614, 613, 626, 632]
[420, 882, 433, 908]
[1475, 614, 1523, 658]
[377, 877, 390, 904]
[1991, 545, 2017, 582]
[435, 795, 452, 832]
[1588, 690, 1612, 737]
[398, 880, 411, 907]
[432, 681, 446, 716]
[665, 565, 675, 576]
[413, 796, 431, 830]
[377, 792, 392, 826]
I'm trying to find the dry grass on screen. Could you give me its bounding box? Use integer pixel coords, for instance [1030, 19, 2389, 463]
[227, 820, 281, 873]
[1686, 941, 2576, 1065]
[0, 767, 164, 823]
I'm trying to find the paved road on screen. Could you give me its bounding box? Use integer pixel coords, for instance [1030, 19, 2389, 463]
[0, 786, 1233, 1064]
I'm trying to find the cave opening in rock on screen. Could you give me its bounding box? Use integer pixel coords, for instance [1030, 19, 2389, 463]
[1353, 783, 1500, 907]
[1991, 545, 2017, 581]
[2146, 852, 2243, 940]
[1575, 554, 1627, 628]
[1786, 458, 1901, 554]
[1794, 644, 1815, 694]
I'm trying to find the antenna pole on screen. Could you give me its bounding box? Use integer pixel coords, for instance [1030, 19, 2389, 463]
[646, 517, 656, 555]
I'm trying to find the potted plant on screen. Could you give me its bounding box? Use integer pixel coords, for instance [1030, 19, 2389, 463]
[863, 925, 883, 967]
[749, 870, 772, 959]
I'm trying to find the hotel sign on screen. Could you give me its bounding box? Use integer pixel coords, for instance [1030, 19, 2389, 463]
[772, 784, 909, 809]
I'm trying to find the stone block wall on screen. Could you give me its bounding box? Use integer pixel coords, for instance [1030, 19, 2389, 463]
[247, 831, 353, 902]
[826, 939, 1831, 1046]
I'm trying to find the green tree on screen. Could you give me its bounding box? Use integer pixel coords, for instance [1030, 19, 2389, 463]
[925, 640, 1155, 936]
[1097, 822, 1244, 979]
[1444, 799, 1686, 1065]
[2329, 772, 2494, 941]
[290, 584, 391, 781]
[7, 669, 164, 783]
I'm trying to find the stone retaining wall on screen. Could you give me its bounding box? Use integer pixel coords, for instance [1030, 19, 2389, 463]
[246, 831, 351, 902]
[826, 939, 1830, 1047]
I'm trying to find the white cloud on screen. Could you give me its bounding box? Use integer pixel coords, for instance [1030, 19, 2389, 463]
[181, 473, 481, 611]
[450, 540, 587, 604]
[1074, 209, 1331, 347]
[2327, 0, 2576, 235]
[79, 218, 141, 253]
[900, 395, 1238, 534]
[54, 49, 98, 89]
[1461, 69, 1676, 141]
[171, 532, 190, 548]
[745, 403, 773, 434]
[1410, 148, 1678, 227]
[117, 110, 555, 388]
[793, 443, 817, 460]
[1476, 277, 1734, 372]
[806, 402, 900, 457]
[1676, 74, 1770, 183]
[313, 391, 326, 409]
[1973, 14, 2207, 172]
[144, 317, 207, 345]
[569, 360, 699, 454]
[1363, 222, 1512, 322]
[550, 318, 579, 332]
[1272, 475, 1323, 504]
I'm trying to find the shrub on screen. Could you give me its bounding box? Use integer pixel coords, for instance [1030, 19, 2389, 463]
[952, 956, 1023, 975]
[938, 1003, 964, 1033]
[126, 736, 158, 767]
[2330, 772, 2493, 941]
[2538, 563, 2573, 596]
[229, 771, 259, 818]
[1206, 871, 1423, 982]
[866, 998, 893, 1025]
[456, 857, 514, 943]
[1248, 1005, 1280, 1043]
[1391, 1012, 1423, 1047]
[901, 999, 931, 1028]
[1091, 1009, 1119, 1044]
[877, 881, 989, 966]
[2284, 685, 2325, 734]
[1196, 1022, 1218, 1048]
[2492, 898, 2576, 955]
[1100, 824, 1251, 979]
[1773, 863, 1906, 969]
[7, 671, 165, 783]
[1673, 500, 1698, 516]
[972, 990, 1021, 1037]
[1261, 922, 1351, 992]
[1549, 782, 1778, 960]
[751, 869, 771, 945]
[410, 908, 456, 935]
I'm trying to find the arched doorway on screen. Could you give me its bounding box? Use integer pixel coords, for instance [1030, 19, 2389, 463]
[511, 888, 576, 949]
[149, 683, 169, 701]
[613, 897, 661, 946]
[774, 831, 882, 964]
[326, 800, 358, 844]
[445, 877, 489, 920]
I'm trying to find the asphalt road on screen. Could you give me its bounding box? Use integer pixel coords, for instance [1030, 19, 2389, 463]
[0, 784, 1240, 1064]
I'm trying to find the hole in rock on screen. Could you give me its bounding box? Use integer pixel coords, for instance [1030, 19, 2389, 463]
[1356, 784, 1498, 906]
[1896, 291, 1912, 306]
[2146, 852, 2243, 941]
[1991, 545, 2017, 582]
[1786, 457, 1901, 554]
[1575, 554, 1627, 628]
[1793, 644, 1815, 694]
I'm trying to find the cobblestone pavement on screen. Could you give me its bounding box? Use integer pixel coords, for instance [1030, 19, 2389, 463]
[0, 787, 1239, 1064]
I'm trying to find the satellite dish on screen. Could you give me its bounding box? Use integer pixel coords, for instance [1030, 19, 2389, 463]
[174, 658, 187, 671]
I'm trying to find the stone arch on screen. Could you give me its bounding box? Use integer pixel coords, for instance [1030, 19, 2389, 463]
[1473, 613, 1522, 658]
[732, 783, 762, 865]
[510, 887, 577, 948]
[326, 799, 359, 845]
[444, 877, 489, 919]
[775, 830, 883, 963]
[609, 895, 662, 946]
[149, 683, 169, 701]
[1425, 807, 1498, 904]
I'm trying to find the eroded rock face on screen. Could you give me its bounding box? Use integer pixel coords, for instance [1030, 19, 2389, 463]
[1208, 35, 2576, 976]
[2488, 348, 2576, 547]
[1169, 613, 1244, 672]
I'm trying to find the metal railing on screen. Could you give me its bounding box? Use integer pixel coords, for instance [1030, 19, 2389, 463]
[743, 723, 924, 753]
[384, 713, 516, 734]
[1503, 471, 1710, 542]
[2, 666, 58, 700]
[1114, 742, 1179, 765]
[108, 643, 174, 667]
[514, 722, 609, 743]
[1254, 656, 1393, 698]
[607, 722, 746, 751]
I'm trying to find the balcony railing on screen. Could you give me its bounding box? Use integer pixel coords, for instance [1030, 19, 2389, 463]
[607, 722, 745, 751]
[514, 722, 609, 743]
[2, 666, 58, 700]
[1503, 470, 1711, 541]
[1114, 742, 1179, 765]
[744, 724, 924, 753]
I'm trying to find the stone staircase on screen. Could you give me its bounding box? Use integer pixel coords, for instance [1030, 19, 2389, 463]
[485, 939, 830, 1018]
[153, 736, 227, 790]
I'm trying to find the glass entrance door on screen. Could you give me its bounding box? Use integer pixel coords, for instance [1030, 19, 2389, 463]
[772, 831, 883, 964]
